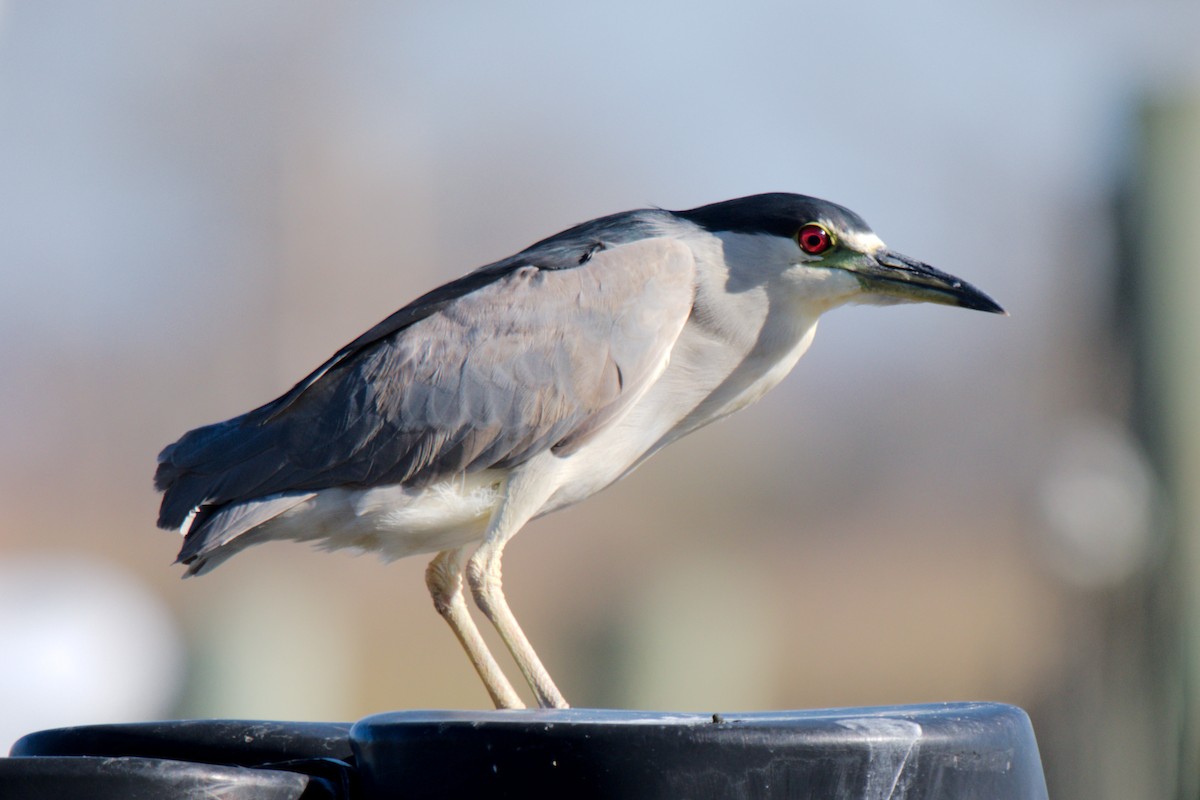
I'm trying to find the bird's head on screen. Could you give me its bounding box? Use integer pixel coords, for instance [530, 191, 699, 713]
[676, 193, 1005, 316]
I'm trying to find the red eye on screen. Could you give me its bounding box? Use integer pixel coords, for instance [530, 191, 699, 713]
[797, 223, 833, 255]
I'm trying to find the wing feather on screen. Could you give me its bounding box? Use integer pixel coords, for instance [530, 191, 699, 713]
[156, 236, 696, 531]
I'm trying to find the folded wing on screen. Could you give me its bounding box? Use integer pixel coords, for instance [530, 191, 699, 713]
[155, 237, 697, 553]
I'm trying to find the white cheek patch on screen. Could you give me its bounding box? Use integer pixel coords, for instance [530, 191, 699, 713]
[837, 229, 886, 254]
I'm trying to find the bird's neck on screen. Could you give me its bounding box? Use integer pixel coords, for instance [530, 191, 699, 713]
[651, 233, 824, 440]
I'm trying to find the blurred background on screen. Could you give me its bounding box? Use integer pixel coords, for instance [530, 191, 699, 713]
[1, 1, 1199, 797]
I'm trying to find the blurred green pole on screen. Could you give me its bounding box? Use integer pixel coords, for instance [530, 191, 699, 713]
[1136, 95, 1200, 800]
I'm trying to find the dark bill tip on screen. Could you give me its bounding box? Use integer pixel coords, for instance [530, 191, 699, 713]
[870, 250, 1006, 315]
[955, 282, 1007, 315]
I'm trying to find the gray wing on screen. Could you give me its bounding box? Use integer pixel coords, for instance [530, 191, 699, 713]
[156, 236, 696, 533]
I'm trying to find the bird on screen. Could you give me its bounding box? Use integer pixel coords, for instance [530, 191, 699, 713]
[155, 192, 1003, 710]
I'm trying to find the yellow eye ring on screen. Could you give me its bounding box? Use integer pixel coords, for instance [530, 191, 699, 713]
[797, 223, 836, 255]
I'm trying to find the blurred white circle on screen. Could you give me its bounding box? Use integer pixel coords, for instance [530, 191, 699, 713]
[1037, 415, 1159, 588]
[0, 553, 185, 752]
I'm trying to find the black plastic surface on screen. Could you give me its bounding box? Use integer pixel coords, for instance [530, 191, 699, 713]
[11, 718, 353, 764]
[0, 755, 310, 800]
[3, 704, 1048, 799]
[9, 720, 354, 798]
[351, 702, 1049, 800]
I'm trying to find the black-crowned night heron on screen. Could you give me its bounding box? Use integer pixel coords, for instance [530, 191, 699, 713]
[156, 193, 1003, 709]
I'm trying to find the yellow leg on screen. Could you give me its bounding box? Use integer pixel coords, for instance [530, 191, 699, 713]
[425, 547, 525, 709]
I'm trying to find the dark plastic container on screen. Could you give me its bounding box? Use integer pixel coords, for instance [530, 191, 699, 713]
[4, 703, 1047, 799]
[0, 756, 315, 799]
[7, 720, 354, 799]
[352, 702, 1048, 799]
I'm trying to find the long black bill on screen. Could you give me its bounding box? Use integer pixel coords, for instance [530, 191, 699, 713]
[857, 250, 1005, 314]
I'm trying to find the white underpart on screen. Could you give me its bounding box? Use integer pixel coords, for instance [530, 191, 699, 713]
[237, 226, 867, 564]
[255, 472, 506, 562]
